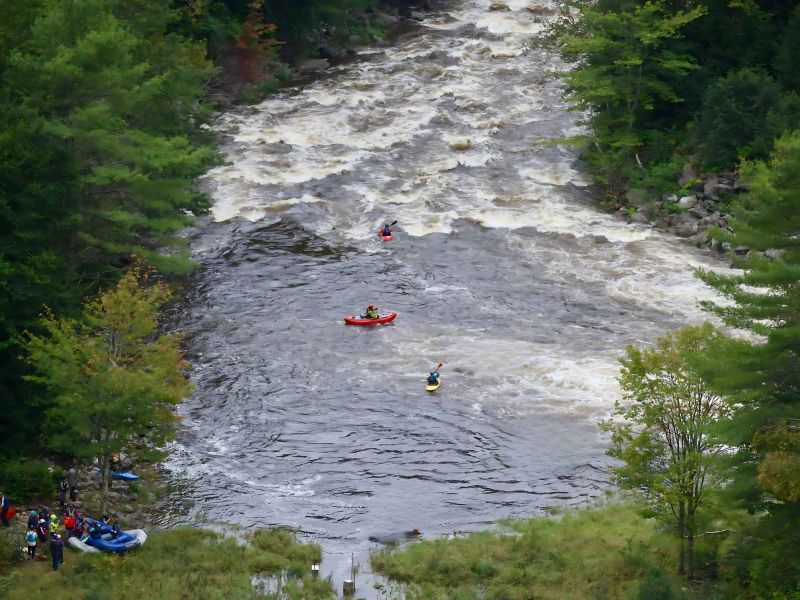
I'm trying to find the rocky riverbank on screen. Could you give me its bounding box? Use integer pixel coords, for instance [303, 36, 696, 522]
[209, 0, 432, 107]
[617, 165, 752, 257]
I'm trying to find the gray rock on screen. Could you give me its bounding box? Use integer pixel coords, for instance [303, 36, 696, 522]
[734, 245, 750, 255]
[704, 176, 720, 200]
[689, 206, 708, 219]
[675, 222, 698, 237]
[764, 248, 784, 260]
[678, 163, 698, 187]
[692, 182, 705, 194]
[678, 195, 697, 209]
[689, 230, 710, 247]
[374, 11, 400, 25]
[409, 10, 425, 21]
[296, 58, 330, 73]
[630, 209, 650, 224]
[662, 193, 678, 204]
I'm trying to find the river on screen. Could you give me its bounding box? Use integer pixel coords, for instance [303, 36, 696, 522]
[160, 0, 729, 594]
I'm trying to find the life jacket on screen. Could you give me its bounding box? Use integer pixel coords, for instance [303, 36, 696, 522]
[63, 515, 76, 529]
[26, 531, 37, 545]
[428, 373, 438, 384]
[59, 481, 68, 492]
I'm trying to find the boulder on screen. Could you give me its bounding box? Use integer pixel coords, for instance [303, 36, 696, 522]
[678, 195, 697, 209]
[677, 163, 698, 187]
[764, 248, 784, 261]
[409, 10, 425, 21]
[489, 1, 508, 10]
[662, 193, 678, 204]
[297, 58, 330, 73]
[691, 182, 705, 194]
[448, 138, 471, 151]
[675, 222, 698, 237]
[704, 175, 719, 200]
[630, 209, 650, 224]
[374, 11, 400, 25]
[734, 245, 750, 255]
[318, 46, 347, 60]
[689, 206, 708, 220]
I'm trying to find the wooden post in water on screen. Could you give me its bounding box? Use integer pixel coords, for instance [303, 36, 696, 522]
[342, 553, 356, 596]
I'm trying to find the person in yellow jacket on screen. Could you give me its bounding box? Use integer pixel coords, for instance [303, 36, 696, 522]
[49, 513, 59, 536]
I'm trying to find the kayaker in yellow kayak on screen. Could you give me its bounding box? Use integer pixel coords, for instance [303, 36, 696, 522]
[364, 304, 379, 319]
[427, 367, 441, 386]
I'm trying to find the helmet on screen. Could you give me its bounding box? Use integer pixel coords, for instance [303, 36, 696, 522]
[50, 514, 57, 521]
[368, 304, 375, 308]
[52, 534, 59, 540]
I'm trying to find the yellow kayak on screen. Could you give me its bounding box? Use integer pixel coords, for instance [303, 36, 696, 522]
[425, 379, 442, 392]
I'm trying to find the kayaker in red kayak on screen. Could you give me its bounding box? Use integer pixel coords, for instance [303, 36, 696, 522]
[381, 224, 392, 237]
[364, 304, 379, 319]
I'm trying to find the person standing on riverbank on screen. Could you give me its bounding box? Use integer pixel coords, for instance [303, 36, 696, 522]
[58, 478, 68, 510]
[26, 526, 37, 559]
[0, 492, 9, 526]
[49, 534, 64, 571]
[68, 467, 78, 501]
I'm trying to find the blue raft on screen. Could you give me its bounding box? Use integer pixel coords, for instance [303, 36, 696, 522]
[80, 519, 147, 553]
[94, 467, 139, 481]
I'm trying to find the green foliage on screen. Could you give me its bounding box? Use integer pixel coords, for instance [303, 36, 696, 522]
[601, 323, 729, 579]
[372, 503, 682, 600]
[635, 568, 680, 600]
[697, 130, 800, 595]
[696, 69, 800, 168]
[0, 459, 57, 501]
[23, 264, 192, 512]
[535, 0, 704, 196]
[774, 6, 800, 92]
[3, 527, 335, 600]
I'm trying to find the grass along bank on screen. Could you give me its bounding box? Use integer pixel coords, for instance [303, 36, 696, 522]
[371, 503, 685, 600]
[2, 527, 335, 600]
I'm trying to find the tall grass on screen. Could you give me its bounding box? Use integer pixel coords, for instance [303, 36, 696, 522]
[372, 503, 684, 600]
[4, 527, 334, 600]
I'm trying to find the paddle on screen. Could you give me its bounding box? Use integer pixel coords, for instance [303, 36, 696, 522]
[431, 362, 443, 377]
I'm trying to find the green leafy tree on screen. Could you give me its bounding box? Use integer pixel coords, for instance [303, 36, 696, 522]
[24, 265, 193, 514]
[695, 69, 800, 168]
[601, 323, 729, 579]
[533, 0, 705, 196]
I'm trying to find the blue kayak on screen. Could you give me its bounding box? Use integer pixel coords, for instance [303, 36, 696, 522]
[94, 467, 139, 481]
[83, 519, 146, 553]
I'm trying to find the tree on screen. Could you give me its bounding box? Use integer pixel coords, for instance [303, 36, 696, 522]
[24, 264, 192, 514]
[695, 69, 800, 168]
[533, 0, 705, 196]
[697, 131, 800, 591]
[601, 324, 730, 579]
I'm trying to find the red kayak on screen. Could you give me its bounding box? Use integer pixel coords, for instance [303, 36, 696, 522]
[379, 228, 393, 242]
[344, 312, 397, 326]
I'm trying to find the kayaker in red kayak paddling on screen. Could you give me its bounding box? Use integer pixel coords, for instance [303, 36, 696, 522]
[364, 304, 379, 319]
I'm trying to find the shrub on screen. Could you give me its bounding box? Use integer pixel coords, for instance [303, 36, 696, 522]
[0, 459, 57, 501]
[636, 568, 681, 600]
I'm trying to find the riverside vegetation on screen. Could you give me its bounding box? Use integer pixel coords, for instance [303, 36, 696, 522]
[4, 0, 800, 599]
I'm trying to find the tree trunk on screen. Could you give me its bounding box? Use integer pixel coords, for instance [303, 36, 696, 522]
[677, 501, 686, 576]
[687, 505, 696, 580]
[100, 453, 111, 516]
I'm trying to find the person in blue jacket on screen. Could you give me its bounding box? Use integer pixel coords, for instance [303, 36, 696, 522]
[382, 224, 392, 237]
[427, 370, 440, 386]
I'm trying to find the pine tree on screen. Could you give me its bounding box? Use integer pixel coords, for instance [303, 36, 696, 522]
[698, 129, 800, 595]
